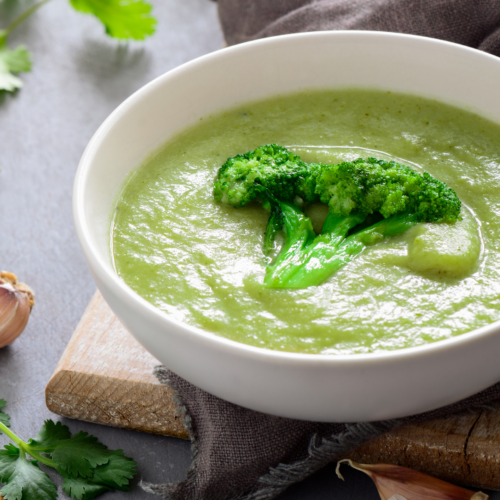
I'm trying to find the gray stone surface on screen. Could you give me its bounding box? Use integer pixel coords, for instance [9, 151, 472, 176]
[0, 0, 218, 496]
[0, 1, 497, 499]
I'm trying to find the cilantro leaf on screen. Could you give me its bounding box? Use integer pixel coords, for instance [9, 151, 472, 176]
[0, 400, 11, 428]
[1, 417, 137, 499]
[0, 446, 57, 500]
[30, 420, 71, 448]
[60, 472, 112, 500]
[59, 454, 136, 499]
[69, 0, 156, 40]
[89, 453, 136, 490]
[29, 427, 112, 478]
[0, 36, 31, 92]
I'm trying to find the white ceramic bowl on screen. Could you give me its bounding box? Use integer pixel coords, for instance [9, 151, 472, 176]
[74, 31, 500, 422]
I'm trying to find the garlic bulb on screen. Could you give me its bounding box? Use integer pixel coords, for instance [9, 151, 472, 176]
[0, 271, 35, 348]
[336, 459, 488, 500]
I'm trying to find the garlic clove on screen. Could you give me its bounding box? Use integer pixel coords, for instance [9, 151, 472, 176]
[336, 459, 489, 500]
[0, 271, 35, 348]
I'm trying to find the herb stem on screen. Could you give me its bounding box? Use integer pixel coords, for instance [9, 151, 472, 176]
[0, 420, 24, 447]
[19, 443, 57, 468]
[5, 0, 52, 36]
[0, 420, 56, 468]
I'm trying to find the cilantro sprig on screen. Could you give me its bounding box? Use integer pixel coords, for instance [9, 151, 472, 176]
[0, 400, 137, 500]
[0, 401, 10, 428]
[0, 0, 156, 92]
[70, 0, 156, 40]
[0, 0, 45, 92]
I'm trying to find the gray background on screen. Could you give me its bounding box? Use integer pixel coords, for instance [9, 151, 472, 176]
[0, 0, 496, 498]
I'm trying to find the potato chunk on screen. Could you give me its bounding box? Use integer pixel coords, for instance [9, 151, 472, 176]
[406, 207, 481, 277]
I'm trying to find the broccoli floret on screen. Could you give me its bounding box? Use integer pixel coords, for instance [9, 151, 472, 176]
[213, 144, 318, 207]
[316, 158, 461, 222]
[213, 145, 462, 289]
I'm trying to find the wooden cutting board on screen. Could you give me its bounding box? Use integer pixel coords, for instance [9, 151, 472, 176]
[46, 291, 500, 490]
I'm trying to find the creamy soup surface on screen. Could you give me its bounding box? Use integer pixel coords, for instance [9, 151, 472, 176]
[112, 89, 500, 354]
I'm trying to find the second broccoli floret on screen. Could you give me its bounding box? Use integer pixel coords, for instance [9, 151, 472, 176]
[316, 157, 461, 222]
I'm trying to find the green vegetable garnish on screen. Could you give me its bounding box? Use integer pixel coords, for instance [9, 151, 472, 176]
[0, 0, 44, 92]
[0, 41, 31, 92]
[0, 400, 136, 500]
[69, 0, 156, 41]
[0, 0, 156, 93]
[0, 400, 10, 428]
[214, 144, 462, 289]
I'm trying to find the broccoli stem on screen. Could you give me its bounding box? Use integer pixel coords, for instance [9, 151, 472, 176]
[264, 208, 367, 287]
[282, 212, 418, 289]
[263, 205, 418, 289]
[264, 202, 316, 286]
[263, 206, 283, 256]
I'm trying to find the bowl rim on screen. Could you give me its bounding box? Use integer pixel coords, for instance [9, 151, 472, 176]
[73, 29, 500, 365]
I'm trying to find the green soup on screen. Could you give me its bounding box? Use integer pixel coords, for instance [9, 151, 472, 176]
[112, 89, 500, 354]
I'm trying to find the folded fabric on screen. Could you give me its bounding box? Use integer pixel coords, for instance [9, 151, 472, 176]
[141, 2, 500, 499]
[215, 0, 500, 55]
[141, 368, 500, 500]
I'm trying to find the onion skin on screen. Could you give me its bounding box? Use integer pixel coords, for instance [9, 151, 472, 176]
[0, 271, 35, 348]
[336, 459, 489, 500]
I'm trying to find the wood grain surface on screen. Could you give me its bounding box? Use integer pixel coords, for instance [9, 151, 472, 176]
[46, 291, 500, 490]
[349, 405, 500, 490]
[45, 291, 188, 439]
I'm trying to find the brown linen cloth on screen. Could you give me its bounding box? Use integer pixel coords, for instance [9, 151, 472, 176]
[141, 369, 500, 500]
[216, 0, 500, 55]
[141, 2, 500, 499]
